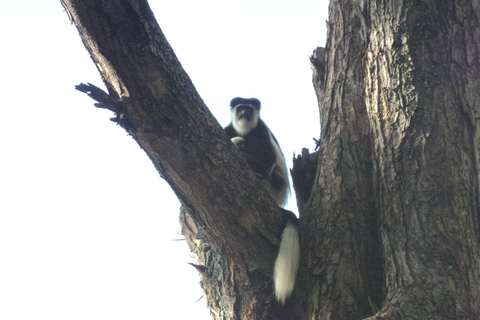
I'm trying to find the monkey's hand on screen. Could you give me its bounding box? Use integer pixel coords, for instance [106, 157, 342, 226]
[231, 137, 246, 149]
[230, 137, 269, 180]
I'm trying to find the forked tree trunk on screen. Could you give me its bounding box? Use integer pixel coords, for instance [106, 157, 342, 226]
[62, 0, 480, 319]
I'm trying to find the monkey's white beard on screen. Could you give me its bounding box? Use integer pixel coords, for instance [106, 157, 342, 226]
[274, 222, 300, 304]
[232, 117, 258, 136]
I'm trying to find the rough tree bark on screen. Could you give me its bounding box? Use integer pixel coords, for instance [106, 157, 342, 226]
[62, 0, 480, 319]
[307, 0, 480, 319]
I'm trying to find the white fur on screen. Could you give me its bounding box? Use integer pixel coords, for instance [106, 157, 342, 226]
[267, 130, 290, 207]
[229, 101, 298, 303]
[274, 222, 300, 303]
[230, 136, 246, 146]
[231, 105, 259, 137]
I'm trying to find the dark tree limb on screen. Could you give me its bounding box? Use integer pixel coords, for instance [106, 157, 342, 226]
[291, 148, 318, 211]
[75, 83, 132, 126]
[310, 47, 326, 90]
[75, 83, 122, 113]
[61, 0, 304, 319]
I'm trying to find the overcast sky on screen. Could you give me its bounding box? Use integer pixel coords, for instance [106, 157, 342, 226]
[0, 1, 328, 319]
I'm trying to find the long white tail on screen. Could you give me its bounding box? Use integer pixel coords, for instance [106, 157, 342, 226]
[274, 222, 300, 303]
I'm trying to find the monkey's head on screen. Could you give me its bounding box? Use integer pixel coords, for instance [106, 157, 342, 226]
[230, 97, 261, 137]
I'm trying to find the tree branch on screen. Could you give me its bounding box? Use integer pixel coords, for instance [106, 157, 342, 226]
[291, 148, 318, 211]
[61, 0, 299, 318]
[75, 83, 121, 112]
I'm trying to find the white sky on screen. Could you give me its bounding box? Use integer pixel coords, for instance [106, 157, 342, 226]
[0, 1, 328, 319]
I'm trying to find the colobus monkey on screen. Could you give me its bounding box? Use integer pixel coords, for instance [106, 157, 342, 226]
[224, 97, 300, 304]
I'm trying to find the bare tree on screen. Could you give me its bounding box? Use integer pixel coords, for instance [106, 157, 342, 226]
[61, 0, 480, 319]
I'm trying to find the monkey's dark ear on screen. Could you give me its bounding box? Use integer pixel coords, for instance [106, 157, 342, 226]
[230, 97, 261, 110]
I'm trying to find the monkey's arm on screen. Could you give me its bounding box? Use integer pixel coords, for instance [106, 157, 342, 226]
[230, 137, 269, 179]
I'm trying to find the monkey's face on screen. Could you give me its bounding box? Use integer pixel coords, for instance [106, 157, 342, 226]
[231, 104, 259, 137]
[235, 105, 255, 121]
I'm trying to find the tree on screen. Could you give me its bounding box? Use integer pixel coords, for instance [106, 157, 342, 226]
[61, 0, 480, 319]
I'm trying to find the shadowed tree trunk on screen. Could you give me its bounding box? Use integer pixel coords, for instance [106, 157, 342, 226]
[61, 0, 480, 319]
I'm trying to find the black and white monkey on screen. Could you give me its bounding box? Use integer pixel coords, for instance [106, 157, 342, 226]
[224, 97, 300, 304]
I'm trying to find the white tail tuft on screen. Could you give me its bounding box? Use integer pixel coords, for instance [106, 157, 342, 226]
[274, 222, 300, 303]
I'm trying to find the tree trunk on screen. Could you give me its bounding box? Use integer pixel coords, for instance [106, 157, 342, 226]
[307, 0, 480, 319]
[62, 0, 480, 319]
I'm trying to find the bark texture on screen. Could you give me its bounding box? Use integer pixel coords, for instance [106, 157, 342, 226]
[63, 0, 480, 319]
[61, 0, 302, 319]
[307, 0, 480, 319]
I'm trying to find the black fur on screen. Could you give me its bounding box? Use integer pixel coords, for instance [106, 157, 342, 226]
[230, 97, 261, 110]
[225, 120, 282, 189]
[225, 97, 298, 302]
